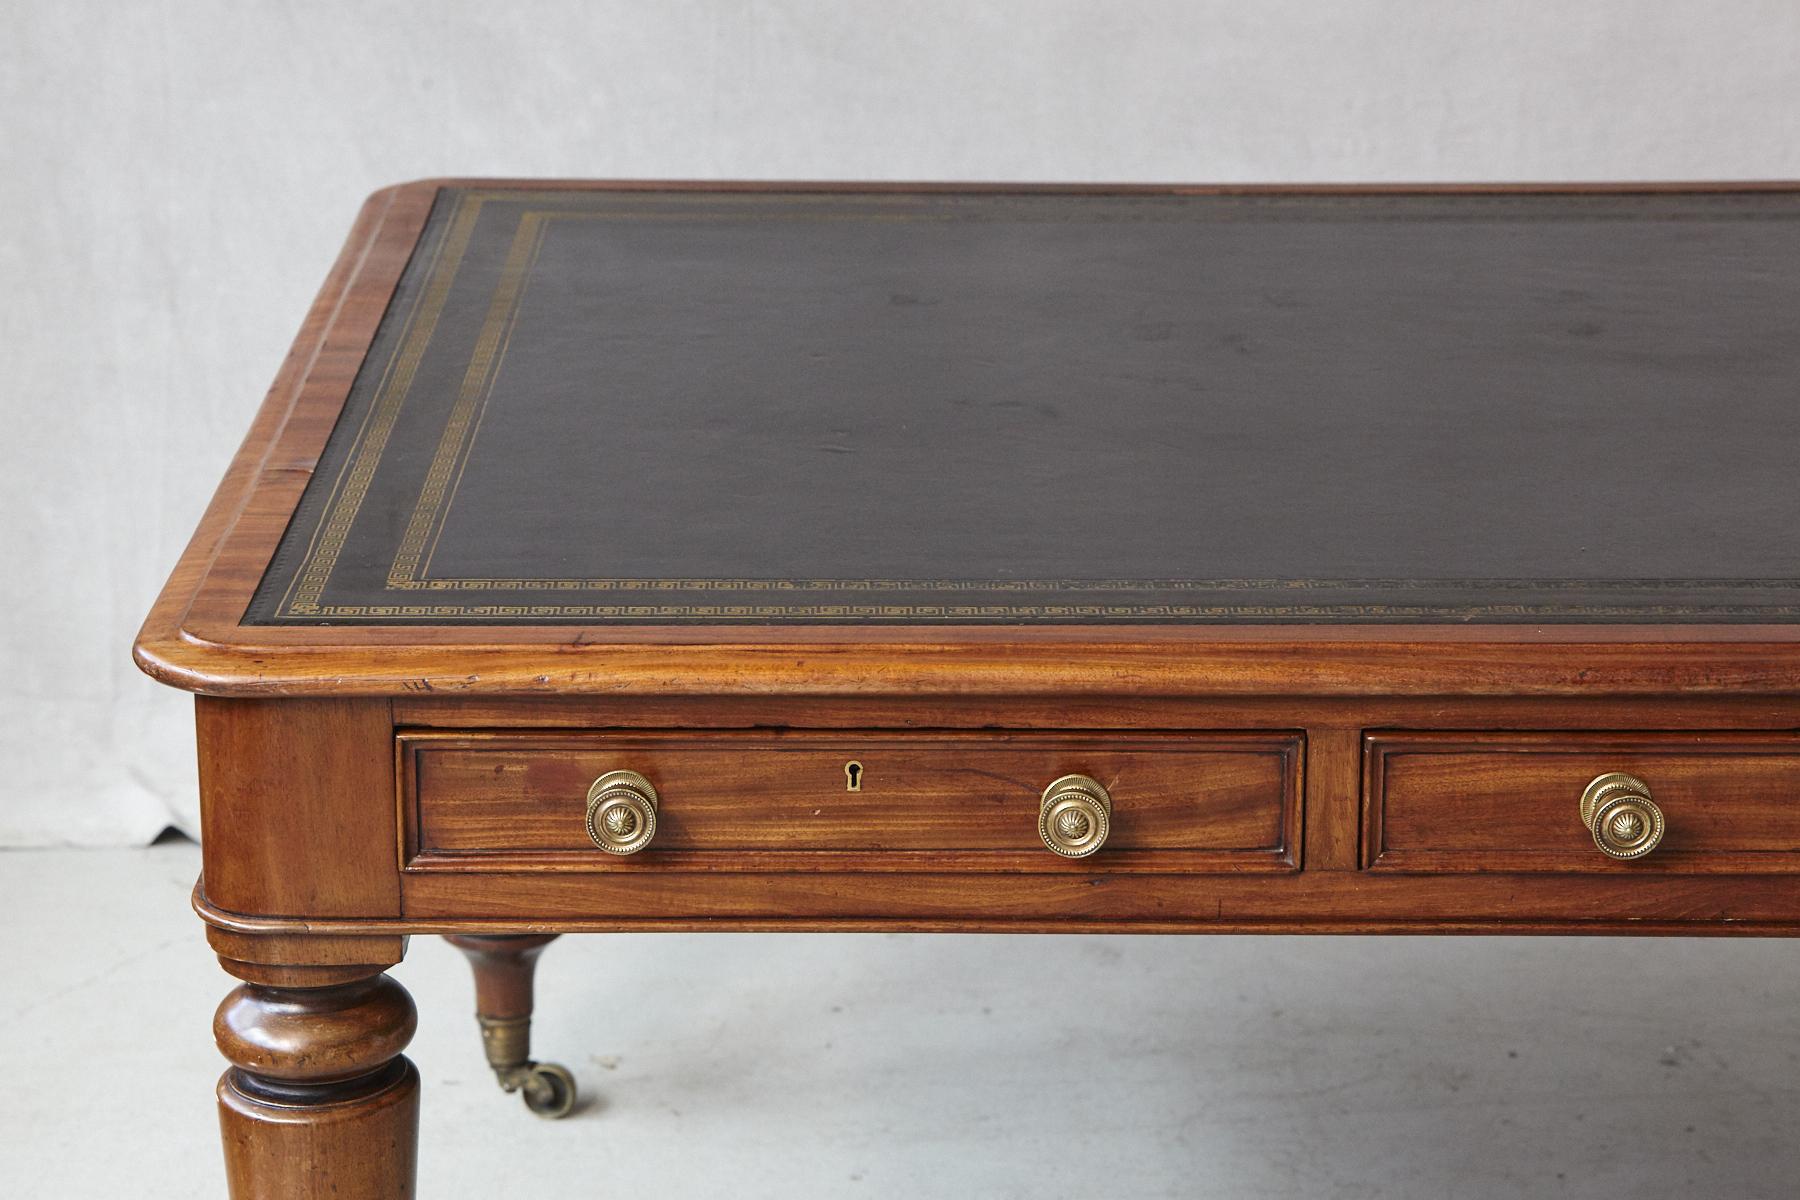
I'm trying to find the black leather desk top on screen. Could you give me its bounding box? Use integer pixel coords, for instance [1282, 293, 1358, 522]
[248, 187, 1800, 625]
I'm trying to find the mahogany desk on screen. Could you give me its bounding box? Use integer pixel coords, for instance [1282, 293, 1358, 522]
[136, 182, 1800, 1197]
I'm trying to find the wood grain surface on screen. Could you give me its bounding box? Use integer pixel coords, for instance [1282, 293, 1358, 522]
[1366, 731, 1800, 873]
[401, 730, 1300, 873]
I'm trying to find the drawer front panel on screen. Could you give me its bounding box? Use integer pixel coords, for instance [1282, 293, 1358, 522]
[401, 731, 1302, 873]
[1366, 732, 1800, 873]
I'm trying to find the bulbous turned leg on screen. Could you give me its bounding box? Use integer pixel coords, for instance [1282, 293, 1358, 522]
[214, 965, 420, 1199]
[444, 933, 576, 1118]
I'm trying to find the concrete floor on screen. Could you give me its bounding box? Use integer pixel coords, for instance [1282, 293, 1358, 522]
[4, 840, 1798, 1198]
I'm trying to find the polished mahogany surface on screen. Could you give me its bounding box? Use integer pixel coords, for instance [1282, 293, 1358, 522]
[244, 187, 1800, 626]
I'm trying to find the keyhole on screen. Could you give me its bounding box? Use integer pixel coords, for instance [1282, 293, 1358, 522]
[844, 761, 863, 792]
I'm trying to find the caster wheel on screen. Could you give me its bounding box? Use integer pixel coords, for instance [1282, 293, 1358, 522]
[520, 1061, 577, 1119]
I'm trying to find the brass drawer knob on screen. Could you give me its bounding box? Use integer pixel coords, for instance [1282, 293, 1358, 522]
[585, 770, 658, 855]
[1580, 772, 1664, 861]
[1039, 774, 1112, 858]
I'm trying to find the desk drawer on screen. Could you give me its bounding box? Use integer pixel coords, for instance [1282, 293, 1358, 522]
[1365, 732, 1800, 873]
[400, 731, 1301, 873]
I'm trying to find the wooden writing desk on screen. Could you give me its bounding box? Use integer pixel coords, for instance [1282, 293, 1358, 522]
[136, 181, 1800, 1196]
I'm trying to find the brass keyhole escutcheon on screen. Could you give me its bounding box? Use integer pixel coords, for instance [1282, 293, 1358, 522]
[844, 761, 863, 792]
[585, 770, 659, 855]
[1579, 771, 1665, 861]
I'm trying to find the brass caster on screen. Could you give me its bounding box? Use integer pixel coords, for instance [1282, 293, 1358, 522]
[501, 1060, 577, 1119]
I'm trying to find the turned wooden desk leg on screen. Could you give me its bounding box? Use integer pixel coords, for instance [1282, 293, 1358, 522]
[214, 963, 420, 1199]
[444, 934, 577, 1118]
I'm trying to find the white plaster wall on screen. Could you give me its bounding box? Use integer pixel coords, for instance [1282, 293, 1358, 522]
[4, 1, 1798, 843]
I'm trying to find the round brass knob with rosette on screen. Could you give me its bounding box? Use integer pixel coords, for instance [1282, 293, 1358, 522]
[585, 770, 658, 855]
[1579, 772, 1664, 861]
[1039, 774, 1113, 858]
